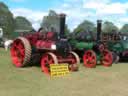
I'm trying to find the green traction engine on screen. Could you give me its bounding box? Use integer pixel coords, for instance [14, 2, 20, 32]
[69, 20, 113, 68]
[103, 32, 128, 61]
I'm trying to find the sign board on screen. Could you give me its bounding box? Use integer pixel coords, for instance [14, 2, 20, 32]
[50, 64, 69, 77]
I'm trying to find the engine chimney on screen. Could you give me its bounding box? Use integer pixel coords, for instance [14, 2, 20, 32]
[97, 20, 102, 41]
[59, 14, 66, 39]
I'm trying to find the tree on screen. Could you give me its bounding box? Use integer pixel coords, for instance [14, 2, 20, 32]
[64, 24, 70, 36]
[14, 16, 33, 31]
[73, 20, 95, 33]
[102, 21, 118, 33]
[71, 20, 96, 40]
[120, 24, 128, 33]
[40, 10, 70, 35]
[0, 2, 15, 36]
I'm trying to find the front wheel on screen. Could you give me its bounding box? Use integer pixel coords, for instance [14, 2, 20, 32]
[41, 52, 58, 75]
[101, 50, 113, 67]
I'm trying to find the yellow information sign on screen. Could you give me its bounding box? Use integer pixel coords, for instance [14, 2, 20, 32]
[50, 64, 69, 77]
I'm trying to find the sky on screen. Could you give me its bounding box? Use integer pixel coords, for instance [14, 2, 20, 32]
[0, 0, 128, 31]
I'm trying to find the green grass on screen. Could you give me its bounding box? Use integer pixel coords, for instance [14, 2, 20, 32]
[0, 48, 128, 96]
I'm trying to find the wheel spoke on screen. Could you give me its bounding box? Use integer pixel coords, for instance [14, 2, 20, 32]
[105, 54, 110, 61]
[49, 59, 54, 64]
[103, 58, 109, 63]
[20, 49, 25, 57]
[41, 53, 58, 75]
[101, 50, 113, 67]
[13, 43, 17, 49]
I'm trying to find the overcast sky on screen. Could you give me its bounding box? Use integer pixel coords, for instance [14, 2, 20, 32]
[1, 0, 128, 31]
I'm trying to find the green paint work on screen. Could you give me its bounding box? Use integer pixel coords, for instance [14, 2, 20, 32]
[75, 42, 94, 50]
[107, 41, 123, 53]
[70, 40, 94, 50]
[107, 40, 128, 53]
[121, 40, 128, 50]
[96, 53, 102, 61]
[70, 39, 102, 60]
[12, 32, 20, 38]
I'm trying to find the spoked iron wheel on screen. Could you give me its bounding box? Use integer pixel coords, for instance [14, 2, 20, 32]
[68, 51, 80, 71]
[10, 37, 31, 67]
[83, 50, 97, 68]
[41, 52, 58, 75]
[101, 50, 113, 67]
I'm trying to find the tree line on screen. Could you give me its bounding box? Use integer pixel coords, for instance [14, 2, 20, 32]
[74, 20, 128, 33]
[0, 2, 128, 39]
[42, 10, 128, 34]
[0, 2, 33, 38]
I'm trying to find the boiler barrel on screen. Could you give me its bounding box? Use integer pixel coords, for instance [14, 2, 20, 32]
[75, 42, 94, 50]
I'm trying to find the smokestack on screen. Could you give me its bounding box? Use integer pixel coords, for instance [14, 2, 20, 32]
[59, 13, 66, 39]
[97, 20, 102, 41]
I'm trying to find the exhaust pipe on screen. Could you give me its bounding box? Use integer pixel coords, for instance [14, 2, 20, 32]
[59, 14, 66, 39]
[97, 20, 102, 41]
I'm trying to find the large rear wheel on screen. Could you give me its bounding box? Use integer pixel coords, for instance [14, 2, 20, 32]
[10, 37, 31, 67]
[83, 50, 97, 68]
[41, 52, 58, 75]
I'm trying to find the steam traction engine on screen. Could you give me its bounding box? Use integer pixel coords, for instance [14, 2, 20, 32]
[102, 32, 128, 61]
[70, 20, 113, 68]
[10, 14, 80, 74]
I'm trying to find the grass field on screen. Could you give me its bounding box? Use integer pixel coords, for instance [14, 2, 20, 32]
[0, 48, 128, 96]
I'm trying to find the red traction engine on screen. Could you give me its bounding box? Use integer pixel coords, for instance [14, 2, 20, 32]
[10, 14, 80, 75]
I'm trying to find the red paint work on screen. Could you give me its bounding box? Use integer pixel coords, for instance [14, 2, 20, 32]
[23, 32, 56, 49]
[101, 50, 113, 67]
[10, 39, 25, 67]
[41, 54, 54, 74]
[83, 50, 97, 68]
[36, 40, 55, 49]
